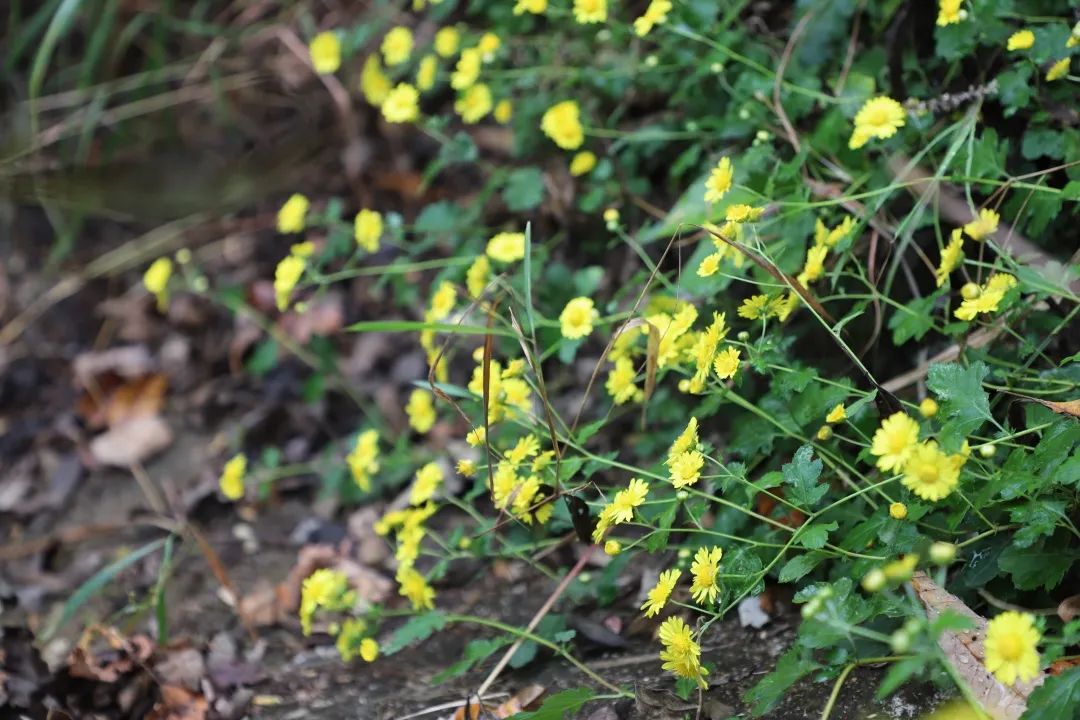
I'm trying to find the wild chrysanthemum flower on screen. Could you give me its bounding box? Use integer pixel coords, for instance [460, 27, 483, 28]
[347, 429, 380, 491]
[849, 96, 906, 149]
[514, 0, 547, 14]
[1007, 30, 1035, 51]
[738, 294, 773, 320]
[641, 569, 681, 616]
[919, 398, 939, 418]
[704, 157, 733, 203]
[658, 616, 707, 688]
[541, 100, 585, 150]
[416, 54, 438, 91]
[354, 209, 383, 252]
[428, 280, 456, 321]
[883, 553, 919, 583]
[985, 612, 1040, 686]
[494, 99, 513, 123]
[935, 229, 964, 286]
[963, 208, 999, 241]
[309, 32, 342, 74]
[669, 450, 704, 489]
[397, 567, 435, 610]
[570, 151, 597, 176]
[936, 0, 963, 26]
[360, 55, 391, 106]
[466, 255, 490, 297]
[410, 462, 443, 506]
[451, 48, 482, 90]
[889, 502, 908, 519]
[560, 297, 598, 339]
[800, 244, 828, 284]
[573, 0, 607, 24]
[406, 389, 436, 433]
[143, 257, 173, 311]
[381, 27, 413, 66]
[300, 568, 353, 635]
[274, 254, 306, 311]
[486, 232, 526, 263]
[955, 274, 1016, 321]
[901, 440, 960, 501]
[456, 458, 477, 478]
[277, 193, 309, 233]
[382, 83, 420, 123]
[610, 478, 650, 523]
[606, 356, 643, 404]
[465, 427, 486, 447]
[335, 617, 369, 662]
[815, 216, 855, 248]
[725, 204, 762, 222]
[434, 27, 460, 58]
[697, 252, 722, 277]
[669, 417, 699, 459]
[690, 546, 723, 604]
[219, 454, 246, 500]
[455, 83, 493, 123]
[712, 347, 740, 380]
[507, 434, 540, 465]
[478, 32, 501, 60]
[826, 404, 846, 423]
[634, 0, 672, 36]
[870, 412, 920, 472]
[1046, 57, 1070, 81]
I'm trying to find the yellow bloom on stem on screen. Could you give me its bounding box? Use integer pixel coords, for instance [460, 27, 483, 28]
[354, 209, 383, 252]
[849, 96, 906, 150]
[466, 255, 491, 297]
[455, 83, 493, 123]
[541, 100, 585, 150]
[560, 297, 598, 339]
[713, 347, 740, 380]
[738, 294, 773, 320]
[1046, 57, 1070, 82]
[429, 280, 456, 321]
[493, 99, 513, 123]
[416, 54, 438, 91]
[143, 257, 173, 311]
[478, 32, 501, 60]
[826, 404, 846, 424]
[669, 417, 699, 459]
[800, 244, 829, 284]
[466, 426, 486, 447]
[347, 429, 380, 491]
[634, 0, 672, 36]
[870, 412, 920, 472]
[704, 156, 733, 203]
[274, 254, 305, 311]
[984, 611, 1041, 686]
[396, 567, 435, 610]
[670, 450, 704, 489]
[381, 27, 413, 66]
[410, 462, 443, 506]
[658, 616, 707, 688]
[889, 502, 907, 520]
[697, 252, 722, 277]
[335, 617, 368, 661]
[815, 216, 854, 248]
[434, 27, 460, 58]
[919, 398, 939, 418]
[451, 48, 481, 90]
[610, 478, 649, 523]
[606, 356, 643, 404]
[963, 208, 999, 241]
[406, 389, 436, 433]
[360, 55, 391, 106]
[955, 273, 1015, 321]
[486, 231, 526, 262]
[360, 638, 379, 663]
[641, 569, 681, 616]
[309, 32, 341, 74]
[456, 458, 477, 477]
[690, 546, 723, 604]
[299, 568, 353, 635]
[936, 0, 963, 26]
[936, 229, 964, 286]
[219, 454, 246, 500]
[901, 440, 960, 501]
[277, 193, 309, 233]
[382, 83, 420, 123]
[1007, 30, 1035, 51]
[570, 151, 597, 177]
[573, 0, 607, 24]
[604, 539, 621, 555]
[514, 0, 547, 14]
[725, 203, 762, 222]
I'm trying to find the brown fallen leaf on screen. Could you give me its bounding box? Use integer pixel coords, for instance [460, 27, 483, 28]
[89, 415, 173, 466]
[452, 685, 545, 720]
[911, 571, 1044, 720]
[146, 684, 209, 720]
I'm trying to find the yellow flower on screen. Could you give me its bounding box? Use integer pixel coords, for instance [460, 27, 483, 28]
[641, 569, 681, 616]
[738, 294, 773, 320]
[1070, 21, 1080, 48]
[277, 193, 309, 233]
[704, 156, 733, 203]
[396, 567, 435, 610]
[143, 257, 173, 311]
[901, 440, 960, 501]
[466, 426, 486, 447]
[478, 32, 501, 59]
[826, 404, 846, 423]
[514, 0, 547, 14]
[354, 209, 383, 252]
[603, 207, 620, 226]
[429, 280, 456, 321]
[455, 83, 493, 123]
[606, 356, 643, 404]
[670, 450, 704, 489]
[713, 346, 740, 380]
[963, 208, 999, 241]
[434, 27, 460, 58]
[801, 244, 829, 283]
[309, 32, 341, 74]
[955, 274, 1015, 321]
[451, 48, 482, 90]
[870, 412, 920, 472]
[936, 229, 964, 286]
[1046, 57, 1070, 82]
[658, 616, 707, 688]
[634, 0, 672, 36]
[889, 502, 907, 520]
[573, 0, 607, 24]
[697, 252, 722, 277]
[494, 99, 513, 123]
[541, 100, 585, 150]
[360, 55, 391, 106]
[690, 546, 723, 604]
[919, 398, 939, 418]
[559, 297, 598, 339]
[456, 458, 477, 477]
[669, 417, 699, 458]
[849, 96, 906, 149]
[382, 83, 420, 123]
[347, 429, 380, 491]
[406, 389, 436, 434]
[570, 151, 597, 177]
[724, 204, 762, 222]
[381, 27, 413, 66]
[1006, 30, 1035, 51]
[486, 231, 526, 263]
[410, 462, 444, 506]
[219, 454, 246, 500]
[466, 255, 490, 297]
[360, 638, 379, 663]
[299, 568, 352, 635]
[815, 216, 854, 248]
[416, 54, 438, 92]
[604, 539, 621, 555]
[609, 478, 649, 524]
[274, 254, 305, 311]
[936, 0, 963, 26]
[335, 617, 368, 661]
[984, 611, 1040, 686]
[816, 425, 833, 441]
[883, 553, 919, 582]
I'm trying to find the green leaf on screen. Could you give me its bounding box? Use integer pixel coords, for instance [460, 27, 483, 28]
[782, 445, 827, 508]
[646, 499, 679, 552]
[998, 541, 1075, 591]
[889, 295, 936, 346]
[431, 635, 511, 684]
[503, 167, 545, 211]
[1024, 668, 1080, 720]
[926, 362, 992, 444]
[1010, 500, 1067, 549]
[876, 657, 925, 699]
[744, 647, 819, 716]
[797, 522, 837, 550]
[778, 552, 824, 583]
[509, 688, 594, 719]
[382, 611, 447, 655]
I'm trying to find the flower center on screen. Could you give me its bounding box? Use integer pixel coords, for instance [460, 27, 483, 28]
[997, 634, 1022, 661]
[917, 463, 939, 485]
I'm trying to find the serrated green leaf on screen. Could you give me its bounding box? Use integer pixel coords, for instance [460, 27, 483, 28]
[782, 445, 827, 508]
[744, 647, 819, 716]
[797, 522, 837, 550]
[509, 688, 594, 720]
[1023, 667, 1080, 720]
[998, 541, 1075, 591]
[778, 552, 824, 583]
[926, 362, 992, 443]
[382, 611, 447, 655]
[431, 635, 511, 684]
[503, 167, 545, 211]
